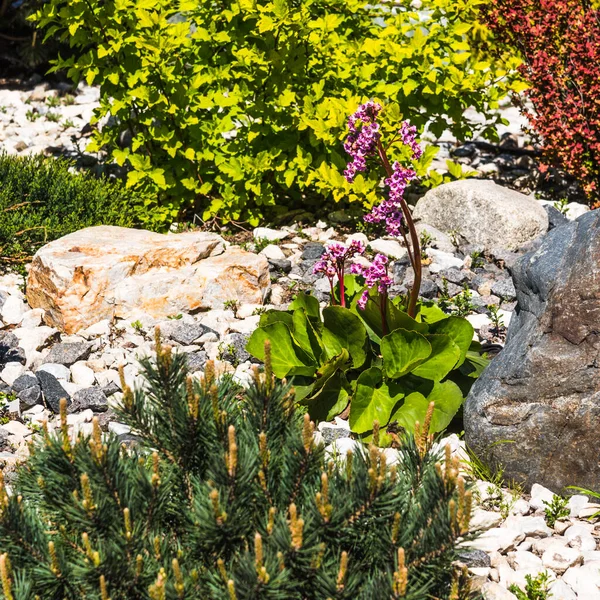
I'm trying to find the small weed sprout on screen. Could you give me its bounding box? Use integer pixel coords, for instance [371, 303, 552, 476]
[25, 109, 40, 122]
[488, 304, 506, 336]
[452, 283, 475, 317]
[62, 118, 76, 129]
[167, 314, 183, 320]
[470, 250, 485, 269]
[46, 95, 61, 108]
[543, 495, 570, 527]
[553, 197, 569, 216]
[252, 307, 266, 316]
[419, 230, 433, 260]
[509, 571, 552, 600]
[62, 94, 76, 105]
[130, 320, 144, 333]
[46, 112, 61, 123]
[223, 299, 240, 317]
[253, 237, 270, 253]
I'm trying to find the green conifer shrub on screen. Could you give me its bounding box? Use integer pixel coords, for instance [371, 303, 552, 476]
[32, 0, 521, 226]
[0, 152, 145, 263]
[0, 336, 473, 599]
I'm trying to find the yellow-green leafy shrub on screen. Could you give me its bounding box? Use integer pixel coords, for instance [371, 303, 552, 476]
[33, 0, 521, 226]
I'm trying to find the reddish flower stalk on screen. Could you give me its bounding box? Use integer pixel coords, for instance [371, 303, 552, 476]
[312, 241, 366, 307]
[343, 102, 423, 318]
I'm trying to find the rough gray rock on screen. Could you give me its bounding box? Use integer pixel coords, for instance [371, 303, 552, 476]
[413, 180, 548, 251]
[68, 387, 108, 413]
[36, 370, 71, 413]
[44, 342, 92, 366]
[159, 321, 206, 346]
[465, 210, 600, 492]
[18, 385, 42, 410]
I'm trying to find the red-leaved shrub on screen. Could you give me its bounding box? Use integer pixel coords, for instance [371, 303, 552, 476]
[486, 0, 600, 203]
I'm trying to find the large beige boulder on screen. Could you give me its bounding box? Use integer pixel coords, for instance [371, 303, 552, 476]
[27, 226, 270, 333]
[413, 180, 548, 251]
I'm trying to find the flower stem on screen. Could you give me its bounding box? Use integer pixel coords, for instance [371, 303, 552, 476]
[380, 292, 389, 336]
[376, 140, 422, 319]
[338, 269, 346, 308]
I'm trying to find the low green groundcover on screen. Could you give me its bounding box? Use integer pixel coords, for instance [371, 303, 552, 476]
[0, 152, 144, 263]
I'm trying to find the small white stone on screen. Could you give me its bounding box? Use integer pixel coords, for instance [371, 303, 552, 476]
[0, 363, 24, 386]
[542, 544, 582, 574]
[95, 369, 121, 389]
[467, 313, 492, 330]
[0, 421, 31, 438]
[579, 504, 600, 519]
[564, 524, 597, 551]
[463, 528, 524, 553]
[37, 363, 70, 381]
[562, 561, 600, 598]
[20, 308, 44, 328]
[470, 508, 504, 531]
[66, 409, 94, 425]
[345, 233, 369, 246]
[427, 248, 464, 272]
[503, 515, 552, 538]
[253, 227, 289, 242]
[236, 304, 263, 319]
[511, 499, 531, 516]
[529, 483, 556, 510]
[108, 422, 131, 436]
[532, 536, 568, 556]
[565, 202, 589, 220]
[1, 295, 25, 325]
[555, 520, 572, 535]
[368, 238, 407, 259]
[568, 494, 590, 517]
[481, 581, 518, 600]
[260, 244, 286, 261]
[547, 578, 577, 600]
[324, 438, 362, 460]
[229, 316, 260, 335]
[13, 326, 59, 359]
[70, 362, 96, 387]
[507, 550, 543, 571]
[79, 319, 111, 338]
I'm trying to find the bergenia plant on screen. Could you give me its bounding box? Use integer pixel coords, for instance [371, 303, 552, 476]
[313, 240, 365, 307]
[344, 101, 423, 318]
[351, 254, 393, 333]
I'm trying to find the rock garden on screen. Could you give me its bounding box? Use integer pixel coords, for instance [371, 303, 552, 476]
[0, 0, 600, 598]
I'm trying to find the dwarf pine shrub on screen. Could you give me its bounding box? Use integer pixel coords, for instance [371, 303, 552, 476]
[0, 337, 473, 599]
[0, 153, 143, 263]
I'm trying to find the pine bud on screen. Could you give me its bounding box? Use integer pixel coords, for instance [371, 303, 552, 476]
[48, 541, 61, 577]
[302, 414, 314, 453]
[99, 574, 109, 600]
[149, 568, 166, 600]
[59, 398, 71, 457]
[227, 579, 237, 600]
[80, 473, 95, 513]
[226, 425, 237, 478]
[267, 506, 276, 535]
[288, 503, 303, 549]
[391, 512, 401, 544]
[345, 449, 353, 481]
[392, 548, 408, 596]
[123, 507, 132, 541]
[336, 551, 348, 590]
[172, 558, 184, 597]
[217, 558, 228, 583]
[136, 555, 143, 577]
[372, 419, 380, 447]
[0, 553, 14, 600]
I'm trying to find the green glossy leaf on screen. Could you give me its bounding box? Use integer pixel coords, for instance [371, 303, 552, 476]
[289, 292, 320, 319]
[430, 317, 474, 367]
[349, 367, 405, 434]
[381, 328, 432, 379]
[314, 350, 350, 388]
[416, 301, 448, 324]
[292, 308, 322, 362]
[259, 310, 294, 329]
[321, 306, 367, 369]
[301, 371, 349, 422]
[246, 322, 313, 378]
[411, 334, 461, 381]
[390, 380, 463, 434]
[355, 288, 427, 344]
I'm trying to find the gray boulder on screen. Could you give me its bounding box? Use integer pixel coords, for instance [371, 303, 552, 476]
[464, 210, 600, 492]
[413, 180, 548, 251]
